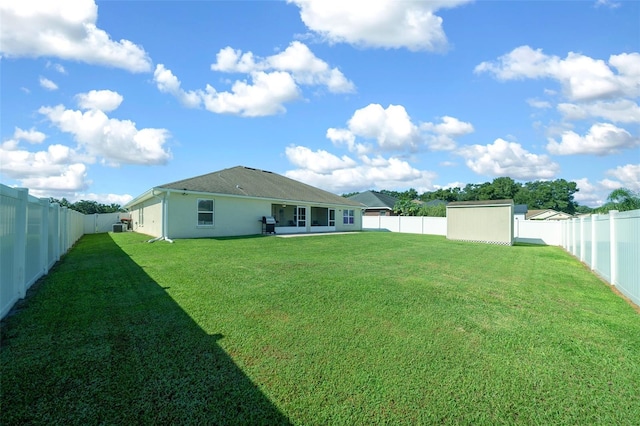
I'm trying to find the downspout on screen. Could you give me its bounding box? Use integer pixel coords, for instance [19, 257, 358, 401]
[147, 189, 174, 243]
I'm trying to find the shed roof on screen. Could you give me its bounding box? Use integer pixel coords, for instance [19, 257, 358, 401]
[155, 166, 363, 207]
[447, 199, 514, 207]
[348, 190, 398, 209]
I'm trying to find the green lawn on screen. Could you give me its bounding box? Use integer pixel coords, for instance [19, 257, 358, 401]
[2, 232, 639, 424]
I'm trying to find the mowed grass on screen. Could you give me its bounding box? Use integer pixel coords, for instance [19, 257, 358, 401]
[2, 232, 640, 424]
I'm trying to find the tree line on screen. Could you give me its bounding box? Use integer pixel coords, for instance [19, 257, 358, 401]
[344, 177, 640, 216]
[48, 198, 125, 215]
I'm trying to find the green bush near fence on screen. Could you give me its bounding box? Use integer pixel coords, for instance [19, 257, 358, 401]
[2, 232, 639, 424]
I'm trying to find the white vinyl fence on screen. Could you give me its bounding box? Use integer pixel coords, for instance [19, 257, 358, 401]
[562, 210, 640, 307]
[364, 212, 639, 307]
[1, 185, 84, 318]
[363, 215, 447, 235]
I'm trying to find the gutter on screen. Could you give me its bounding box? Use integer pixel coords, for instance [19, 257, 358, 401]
[147, 189, 174, 244]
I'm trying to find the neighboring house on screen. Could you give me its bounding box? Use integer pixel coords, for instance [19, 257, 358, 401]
[526, 209, 573, 221]
[348, 191, 399, 216]
[446, 199, 514, 245]
[124, 166, 365, 240]
[514, 204, 528, 221]
[424, 199, 447, 207]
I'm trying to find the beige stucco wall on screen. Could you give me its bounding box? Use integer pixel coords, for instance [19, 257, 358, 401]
[166, 193, 270, 238]
[447, 204, 514, 245]
[128, 191, 363, 239]
[129, 197, 163, 238]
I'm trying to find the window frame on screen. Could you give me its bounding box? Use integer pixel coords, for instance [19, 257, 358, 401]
[343, 209, 355, 225]
[197, 198, 214, 227]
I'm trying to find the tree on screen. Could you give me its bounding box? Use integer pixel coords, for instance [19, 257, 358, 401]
[393, 199, 421, 216]
[597, 188, 640, 212]
[417, 204, 446, 217]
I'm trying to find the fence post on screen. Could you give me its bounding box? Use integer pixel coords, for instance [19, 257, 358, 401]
[591, 214, 597, 271]
[14, 188, 28, 299]
[579, 216, 585, 262]
[40, 198, 50, 275]
[609, 210, 618, 286]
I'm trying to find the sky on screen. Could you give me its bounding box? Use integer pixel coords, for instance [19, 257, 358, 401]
[1, 0, 639, 208]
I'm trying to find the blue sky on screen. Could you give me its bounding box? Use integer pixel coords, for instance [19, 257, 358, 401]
[1, 0, 638, 207]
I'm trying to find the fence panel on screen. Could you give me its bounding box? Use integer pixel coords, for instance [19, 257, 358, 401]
[0, 184, 86, 319]
[514, 220, 561, 245]
[0, 186, 21, 319]
[582, 216, 592, 266]
[592, 214, 611, 283]
[363, 216, 446, 236]
[614, 210, 640, 306]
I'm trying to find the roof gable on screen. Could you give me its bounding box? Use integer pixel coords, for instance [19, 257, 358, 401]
[158, 166, 363, 207]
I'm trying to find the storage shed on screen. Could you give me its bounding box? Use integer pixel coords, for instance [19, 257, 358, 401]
[446, 199, 514, 245]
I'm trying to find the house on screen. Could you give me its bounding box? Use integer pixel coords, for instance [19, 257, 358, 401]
[446, 199, 514, 245]
[514, 204, 528, 221]
[124, 166, 365, 240]
[526, 209, 573, 221]
[348, 191, 399, 216]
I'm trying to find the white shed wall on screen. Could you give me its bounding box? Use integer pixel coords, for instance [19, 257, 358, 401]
[447, 204, 514, 245]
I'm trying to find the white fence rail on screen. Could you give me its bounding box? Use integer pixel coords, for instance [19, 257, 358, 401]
[364, 211, 639, 307]
[1, 185, 84, 318]
[363, 215, 447, 235]
[562, 210, 640, 307]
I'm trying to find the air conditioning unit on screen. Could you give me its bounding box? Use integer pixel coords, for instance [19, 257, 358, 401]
[112, 223, 125, 233]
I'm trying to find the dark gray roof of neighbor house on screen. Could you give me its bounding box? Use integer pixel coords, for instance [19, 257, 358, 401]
[447, 199, 514, 207]
[347, 191, 398, 209]
[514, 204, 528, 214]
[158, 166, 364, 207]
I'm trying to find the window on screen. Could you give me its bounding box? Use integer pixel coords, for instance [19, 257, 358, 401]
[343, 209, 354, 225]
[138, 207, 144, 226]
[197, 199, 214, 226]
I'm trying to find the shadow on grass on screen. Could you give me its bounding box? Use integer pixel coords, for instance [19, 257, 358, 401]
[0, 233, 291, 425]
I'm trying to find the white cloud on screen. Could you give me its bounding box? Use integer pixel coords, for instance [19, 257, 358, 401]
[288, 0, 471, 52]
[156, 42, 351, 117]
[595, 0, 621, 8]
[39, 104, 171, 166]
[348, 104, 421, 151]
[153, 64, 202, 108]
[420, 115, 474, 150]
[285, 145, 357, 173]
[546, 123, 639, 155]
[328, 105, 473, 153]
[201, 71, 300, 117]
[13, 127, 46, 144]
[0, 142, 90, 193]
[572, 178, 606, 207]
[0, 0, 151, 73]
[475, 46, 640, 101]
[46, 61, 67, 74]
[527, 98, 552, 109]
[20, 163, 89, 193]
[605, 164, 640, 191]
[75, 89, 123, 112]
[211, 41, 355, 94]
[78, 192, 133, 205]
[457, 138, 560, 179]
[285, 154, 437, 194]
[557, 100, 640, 123]
[39, 76, 58, 91]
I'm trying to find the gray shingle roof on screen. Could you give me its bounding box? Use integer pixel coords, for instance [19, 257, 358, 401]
[347, 191, 398, 209]
[159, 166, 364, 207]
